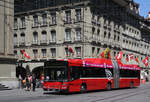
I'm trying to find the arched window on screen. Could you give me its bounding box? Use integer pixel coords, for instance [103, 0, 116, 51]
[33, 32, 38, 44]
[75, 28, 81, 41]
[65, 29, 71, 41]
[14, 50, 17, 55]
[14, 34, 17, 45]
[41, 31, 47, 43]
[104, 31, 107, 38]
[108, 32, 111, 39]
[20, 33, 25, 45]
[51, 30, 56, 42]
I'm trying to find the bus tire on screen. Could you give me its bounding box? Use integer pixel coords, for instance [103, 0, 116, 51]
[130, 82, 134, 88]
[107, 83, 111, 91]
[80, 84, 87, 93]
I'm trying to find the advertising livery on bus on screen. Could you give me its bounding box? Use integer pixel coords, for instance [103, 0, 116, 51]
[43, 58, 140, 93]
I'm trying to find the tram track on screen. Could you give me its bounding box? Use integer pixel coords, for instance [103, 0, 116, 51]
[89, 86, 149, 102]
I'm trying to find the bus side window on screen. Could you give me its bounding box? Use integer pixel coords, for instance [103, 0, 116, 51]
[70, 67, 80, 81]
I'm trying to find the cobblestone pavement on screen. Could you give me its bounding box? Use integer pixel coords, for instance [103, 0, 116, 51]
[0, 83, 149, 102]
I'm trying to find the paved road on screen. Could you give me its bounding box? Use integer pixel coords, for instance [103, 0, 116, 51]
[0, 83, 150, 102]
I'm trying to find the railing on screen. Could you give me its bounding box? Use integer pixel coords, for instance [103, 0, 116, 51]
[40, 40, 48, 45]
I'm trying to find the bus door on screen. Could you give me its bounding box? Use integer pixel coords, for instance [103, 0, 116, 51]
[112, 60, 120, 88]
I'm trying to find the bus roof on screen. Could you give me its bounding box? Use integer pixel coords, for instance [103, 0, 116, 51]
[58, 58, 140, 70]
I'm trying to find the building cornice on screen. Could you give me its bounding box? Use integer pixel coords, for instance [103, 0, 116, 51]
[14, 1, 90, 16]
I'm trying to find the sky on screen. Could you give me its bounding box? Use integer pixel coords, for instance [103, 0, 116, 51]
[134, 0, 150, 18]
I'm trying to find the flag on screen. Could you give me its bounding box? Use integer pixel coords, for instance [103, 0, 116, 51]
[67, 45, 74, 53]
[143, 56, 149, 67]
[115, 50, 123, 60]
[100, 51, 104, 58]
[100, 48, 111, 59]
[126, 53, 134, 62]
[135, 57, 139, 63]
[21, 50, 30, 59]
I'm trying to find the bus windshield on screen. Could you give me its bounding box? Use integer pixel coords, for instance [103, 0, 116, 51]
[44, 67, 68, 82]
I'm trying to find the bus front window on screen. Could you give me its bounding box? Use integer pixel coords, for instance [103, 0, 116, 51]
[44, 68, 67, 82]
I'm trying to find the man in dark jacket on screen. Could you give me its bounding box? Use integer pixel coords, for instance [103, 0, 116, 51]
[32, 74, 36, 91]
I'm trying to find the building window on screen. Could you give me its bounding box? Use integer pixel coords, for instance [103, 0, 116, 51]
[104, 31, 107, 38]
[42, 49, 47, 58]
[14, 34, 17, 46]
[118, 36, 120, 41]
[65, 29, 71, 41]
[92, 47, 95, 56]
[51, 30, 56, 42]
[75, 47, 81, 57]
[65, 48, 69, 56]
[97, 48, 100, 56]
[114, 35, 116, 40]
[97, 29, 100, 40]
[21, 17, 26, 28]
[51, 48, 56, 57]
[41, 31, 47, 43]
[20, 33, 25, 45]
[48, 0, 56, 6]
[65, 10, 71, 24]
[108, 32, 111, 39]
[33, 32, 38, 44]
[114, 52, 116, 57]
[14, 50, 17, 55]
[92, 27, 95, 34]
[66, 0, 72, 4]
[41, 0, 47, 8]
[33, 49, 38, 59]
[75, 9, 81, 22]
[33, 15, 38, 27]
[42, 14, 47, 26]
[51, 13, 56, 25]
[75, 28, 81, 41]
[34, 0, 39, 9]
[14, 18, 18, 29]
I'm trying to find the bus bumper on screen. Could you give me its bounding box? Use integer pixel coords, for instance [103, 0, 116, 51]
[43, 88, 69, 94]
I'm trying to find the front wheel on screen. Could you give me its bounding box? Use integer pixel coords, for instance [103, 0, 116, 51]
[130, 82, 134, 88]
[107, 83, 111, 91]
[80, 85, 87, 93]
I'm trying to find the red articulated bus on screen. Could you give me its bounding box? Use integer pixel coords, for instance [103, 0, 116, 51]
[43, 58, 140, 93]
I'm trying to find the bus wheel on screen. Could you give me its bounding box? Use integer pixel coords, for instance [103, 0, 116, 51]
[80, 84, 87, 93]
[130, 82, 134, 88]
[107, 83, 111, 91]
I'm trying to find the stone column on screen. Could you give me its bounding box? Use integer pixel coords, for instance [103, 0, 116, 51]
[0, 0, 17, 88]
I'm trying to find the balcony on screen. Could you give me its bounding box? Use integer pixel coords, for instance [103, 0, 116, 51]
[32, 23, 39, 28]
[76, 54, 81, 58]
[40, 22, 48, 27]
[49, 40, 56, 44]
[74, 38, 82, 42]
[40, 40, 48, 45]
[74, 17, 83, 23]
[33, 56, 38, 60]
[14, 42, 19, 47]
[32, 41, 38, 45]
[64, 19, 72, 24]
[64, 38, 72, 43]
[19, 42, 26, 47]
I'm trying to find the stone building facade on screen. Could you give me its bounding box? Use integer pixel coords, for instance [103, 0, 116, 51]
[0, 0, 17, 88]
[14, 0, 150, 80]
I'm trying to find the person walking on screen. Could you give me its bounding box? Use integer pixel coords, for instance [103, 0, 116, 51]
[25, 76, 30, 91]
[18, 74, 22, 89]
[32, 74, 36, 91]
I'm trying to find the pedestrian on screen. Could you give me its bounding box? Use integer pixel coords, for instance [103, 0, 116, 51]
[18, 74, 22, 89]
[29, 75, 32, 90]
[25, 75, 30, 91]
[32, 74, 36, 91]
